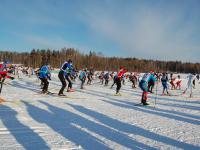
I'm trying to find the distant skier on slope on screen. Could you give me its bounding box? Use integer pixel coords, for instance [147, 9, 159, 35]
[196, 74, 200, 84]
[170, 73, 176, 90]
[87, 68, 93, 85]
[104, 72, 110, 86]
[99, 71, 104, 85]
[161, 72, 170, 96]
[175, 75, 182, 90]
[192, 75, 197, 89]
[79, 68, 87, 89]
[111, 73, 117, 89]
[39, 64, 51, 94]
[122, 74, 126, 85]
[115, 66, 127, 95]
[129, 72, 137, 88]
[183, 73, 196, 98]
[139, 71, 157, 105]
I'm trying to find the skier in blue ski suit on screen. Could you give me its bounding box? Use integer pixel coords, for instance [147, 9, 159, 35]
[39, 65, 51, 93]
[139, 71, 157, 105]
[161, 72, 169, 95]
[79, 69, 87, 89]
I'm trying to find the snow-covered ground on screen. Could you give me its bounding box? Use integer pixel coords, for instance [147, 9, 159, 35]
[0, 74, 200, 150]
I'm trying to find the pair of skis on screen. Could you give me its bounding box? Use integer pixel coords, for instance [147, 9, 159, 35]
[133, 102, 154, 107]
[39, 91, 85, 99]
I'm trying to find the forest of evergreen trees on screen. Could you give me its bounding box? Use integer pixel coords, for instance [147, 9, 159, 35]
[0, 48, 200, 73]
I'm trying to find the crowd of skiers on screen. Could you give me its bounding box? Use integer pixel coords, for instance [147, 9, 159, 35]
[1, 59, 200, 105]
[35, 60, 200, 105]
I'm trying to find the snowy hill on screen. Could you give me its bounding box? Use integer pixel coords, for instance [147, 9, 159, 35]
[0, 75, 200, 150]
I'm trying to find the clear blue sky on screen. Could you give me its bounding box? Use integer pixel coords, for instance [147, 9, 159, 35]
[0, 0, 200, 62]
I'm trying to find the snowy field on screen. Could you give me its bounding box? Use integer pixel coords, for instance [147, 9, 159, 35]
[0, 74, 200, 150]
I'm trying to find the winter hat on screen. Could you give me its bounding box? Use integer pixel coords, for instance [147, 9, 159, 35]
[68, 59, 72, 63]
[150, 70, 154, 74]
[120, 66, 124, 70]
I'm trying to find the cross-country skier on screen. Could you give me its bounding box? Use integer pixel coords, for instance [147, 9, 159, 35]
[122, 74, 126, 85]
[175, 75, 182, 90]
[99, 71, 104, 85]
[110, 72, 115, 80]
[161, 72, 170, 95]
[79, 68, 87, 89]
[0, 71, 14, 93]
[183, 73, 196, 97]
[0, 61, 15, 93]
[111, 73, 117, 88]
[35, 66, 44, 89]
[196, 74, 199, 81]
[129, 72, 137, 88]
[115, 67, 127, 95]
[157, 72, 162, 82]
[87, 69, 93, 85]
[139, 71, 157, 105]
[149, 72, 159, 93]
[196, 74, 200, 84]
[0, 61, 8, 71]
[170, 73, 176, 90]
[148, 76, 155, 93]
[58, 59, 74, 96]
[104, 72, 110, 86]
[39, 64, 51, 94]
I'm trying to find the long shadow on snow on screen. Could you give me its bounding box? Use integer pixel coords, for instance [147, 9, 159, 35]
[88, 87, 147, 101]
[77, 88, 131, 101]
[102, 99, 200, 126]
[158, 102, 200, 113]
[24, 80, 40, 88]
[101, 98, 200, 121]
[0, 105, 49, 150]
[67, 103, 200, 150]
[10, 81, 41, 93]
[23, 100, 155, 150]
[154, 95, 200, 105]
[80, 89, 200, 125]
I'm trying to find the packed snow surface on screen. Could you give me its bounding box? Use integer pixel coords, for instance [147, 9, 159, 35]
[0, 74, 200, 150]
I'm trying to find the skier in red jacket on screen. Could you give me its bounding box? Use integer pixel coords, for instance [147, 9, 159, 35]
[0, 63, 14, 94]
[115, 66, 127, 95]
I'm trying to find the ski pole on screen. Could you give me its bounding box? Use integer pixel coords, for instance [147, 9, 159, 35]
[154, 81, 158, 108]
[0, 78, 5, 94]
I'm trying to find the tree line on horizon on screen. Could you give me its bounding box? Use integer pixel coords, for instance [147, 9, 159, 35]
[0, 48, 200, 73]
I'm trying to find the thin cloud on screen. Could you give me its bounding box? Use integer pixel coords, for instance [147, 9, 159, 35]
[80, 0, 200, 62]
